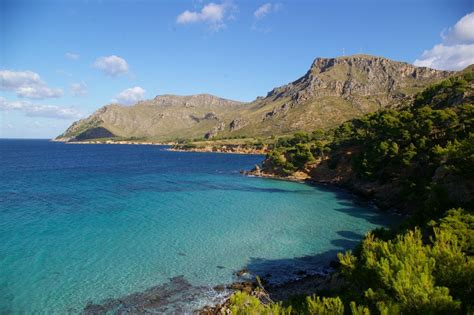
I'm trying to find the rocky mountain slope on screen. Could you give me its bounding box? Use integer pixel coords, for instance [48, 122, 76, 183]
[56, 94, 245, 141]
[57, 55, 452, 142]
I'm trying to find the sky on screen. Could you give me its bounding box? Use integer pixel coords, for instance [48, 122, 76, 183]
[0, 0, 473, 138]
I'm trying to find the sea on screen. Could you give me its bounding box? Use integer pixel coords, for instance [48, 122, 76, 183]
[0, 139, 395, 314]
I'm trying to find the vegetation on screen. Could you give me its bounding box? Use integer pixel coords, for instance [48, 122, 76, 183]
[267, 130, 332, 174]
[227, 70, 474, 313]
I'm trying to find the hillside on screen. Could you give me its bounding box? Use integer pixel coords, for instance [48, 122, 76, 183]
[56, 55, 452, 142]
[56, 94, 245, 141]
[225, 64, 474, 315]
[252, 65, 474, 214]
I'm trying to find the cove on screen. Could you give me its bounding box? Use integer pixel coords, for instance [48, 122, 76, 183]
[0, 140, 396, 314]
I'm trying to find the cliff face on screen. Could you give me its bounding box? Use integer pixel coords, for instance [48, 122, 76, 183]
[266, 55, 449, 103]
[224, 55, 452, 138]
[57, 55, 452, 142]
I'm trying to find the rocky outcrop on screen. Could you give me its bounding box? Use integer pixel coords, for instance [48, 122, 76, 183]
[205, 122, 226, 139]
[229, 118, 248, 131]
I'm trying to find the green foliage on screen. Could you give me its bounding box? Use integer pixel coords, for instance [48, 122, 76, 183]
[228, 210, 473, 314]
[228, 291, 292, 315]
[233, 71, 474, 315]
[268, 130, 332, 173]
[306, 295, 344, 315]
[414, 73, 474, 109]
[338, 209, 474, 314]
[349, 301, 370, 315]
[228, 292, 347, 315]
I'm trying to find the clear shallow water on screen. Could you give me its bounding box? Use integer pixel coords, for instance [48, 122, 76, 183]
[0, 139, 395, 314]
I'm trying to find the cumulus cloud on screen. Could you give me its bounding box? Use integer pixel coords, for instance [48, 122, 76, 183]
[0, 97, 83, 120]
[93, 55, 129, 77]
[414, 12, 474, 71]
[0, 70, 63, 99]
[176, 2, 234, 30]
[113, 86, 146, 105]
[441, 12, 474, 44]
[414, 44, 474, 71]
[65, 52, 80, 60]
[70, 82, 88, 97]
[254, 3, 281, 19]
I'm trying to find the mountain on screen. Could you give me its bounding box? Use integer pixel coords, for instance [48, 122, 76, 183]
[57, 55, 453, 142]
[56, 94, 245, 141]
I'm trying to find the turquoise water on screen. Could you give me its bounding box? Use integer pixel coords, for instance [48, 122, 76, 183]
[0, 140, 394, 314]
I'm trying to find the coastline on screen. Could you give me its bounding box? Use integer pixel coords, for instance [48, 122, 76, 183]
[197, 168, 395, 314]
[167, 147, 266, 155]
[200, 270, 344, 314]
[52, 139, 267, 154]
[52, 139, 171, 146]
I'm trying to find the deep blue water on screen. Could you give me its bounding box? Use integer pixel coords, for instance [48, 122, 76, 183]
[0, 139, 394, 314]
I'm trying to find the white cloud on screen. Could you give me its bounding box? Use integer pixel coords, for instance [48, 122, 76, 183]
[93, 55, 129, 77]
[176, 2, 234, 30]
[414, 44, 474, 71]
[441, 12, 474, 44]
[0, 97, 83, 120]
[113, 86, 146, 105]
[70, 82, 88, 96]
[65, 52, 80, 60]
[414, 12, 474, 71]
[254, 3, 280, 19]
[0, 70, 63, 99]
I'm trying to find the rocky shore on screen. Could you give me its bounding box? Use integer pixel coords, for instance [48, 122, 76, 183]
[52, 139, 169, 146]
[199, 268, 344, 314]
[244, 152, 407, 213]
[168, 147, 266, 155]
[169, 145, 267, 155]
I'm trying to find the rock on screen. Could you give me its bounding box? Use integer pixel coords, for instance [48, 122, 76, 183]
[213, 285, 226, 292]
[228, 281, 254, 293]
[229, 118, 248, 131]
[205, 122, 226, 139]
[204, 112, 218, 120]
[234, 268, 249, 277]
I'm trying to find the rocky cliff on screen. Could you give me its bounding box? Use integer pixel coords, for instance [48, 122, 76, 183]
[57, 55, 452, 142]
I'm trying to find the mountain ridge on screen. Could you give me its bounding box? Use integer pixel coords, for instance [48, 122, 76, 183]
[56, 55, 454, 142]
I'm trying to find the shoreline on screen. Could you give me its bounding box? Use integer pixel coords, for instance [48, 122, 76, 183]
[52, 140, 267, 154]
[198, 170, 396, 313]
[52, 139, 171, 146]
[167, 147, 266, 155]
[244, 166, 405, 215]
[199, 269, 344, 314]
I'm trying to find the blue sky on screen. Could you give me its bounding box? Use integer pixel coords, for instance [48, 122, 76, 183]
[1, 0, 473, 138]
